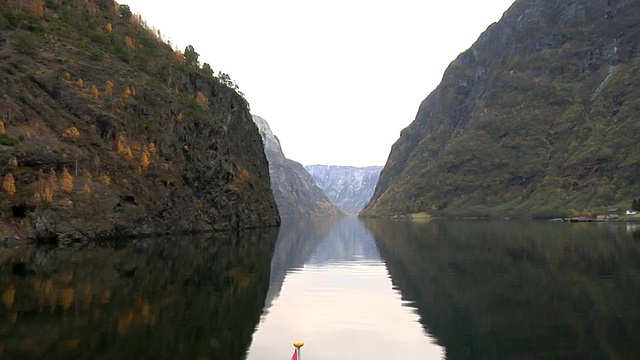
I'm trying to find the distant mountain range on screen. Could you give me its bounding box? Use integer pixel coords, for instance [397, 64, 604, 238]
[363, 0, 640, 218]
[305, 165, 382, 214]
[252, 115, 343, 218]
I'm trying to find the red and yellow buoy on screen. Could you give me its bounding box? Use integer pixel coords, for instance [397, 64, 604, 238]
[292, 341, 304, 360]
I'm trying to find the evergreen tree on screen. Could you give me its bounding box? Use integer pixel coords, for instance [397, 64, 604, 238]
[202, 63, 213, 77]
[184, 45, 199, 67]
[119, 5, 132, 20]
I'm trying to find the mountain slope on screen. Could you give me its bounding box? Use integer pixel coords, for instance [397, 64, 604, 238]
[252, 115, 342, 218]
[362, 0, 640, 218]
[305, 165, 382, 214]
[0, 0, 279, 243]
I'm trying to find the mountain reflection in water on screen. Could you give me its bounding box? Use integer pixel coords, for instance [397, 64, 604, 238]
[4, 219, 637, 359]
[366, 219, 640, 359]
[246, 217, 444, 360]
[0, 229, 277, 360]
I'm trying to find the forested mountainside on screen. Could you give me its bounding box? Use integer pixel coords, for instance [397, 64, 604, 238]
[0, 0, 279, 244]
[252, 115, 342, 218]
[305, 165, 382, 214]
[362, 0, 640, 218]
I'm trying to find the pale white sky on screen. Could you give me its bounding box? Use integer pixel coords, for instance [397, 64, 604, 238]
[123, 0, 516, 166]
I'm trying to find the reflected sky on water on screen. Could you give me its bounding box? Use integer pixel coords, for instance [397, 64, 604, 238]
[246, 217, 444, 360]
[3, 218, 638, 359]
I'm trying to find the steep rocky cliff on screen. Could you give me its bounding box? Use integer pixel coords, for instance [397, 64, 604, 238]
[252, 115, 342, 218]
[305, 165, 382, 214]
[362, 0, 640, 218]
[0, 0, 279, 244]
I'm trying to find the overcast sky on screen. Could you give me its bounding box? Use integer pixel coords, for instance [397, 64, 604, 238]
[123, 0, 516, 167]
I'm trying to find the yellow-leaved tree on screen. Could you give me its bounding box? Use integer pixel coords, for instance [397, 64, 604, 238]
[62, 127, 80, 142]
[91, 85, 100, 99]
[116, 136, 133, 159]
[106, 80, 114, 96]
[140, 150, 150, 170]
[2, 173, 16, 196]
[60, 168, 74, 193]
[99, 172, 111, 185]
[196, 92, 209, 108]
[27, 0, 44, 17]
[125, 36, 134, 48]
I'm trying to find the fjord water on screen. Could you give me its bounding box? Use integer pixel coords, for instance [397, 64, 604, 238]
[2, 219, 640, 359]
[245, 217, 444, 360]
[247, 218, 640, 359]
[0, 229, 279, 360]
[366, 219, 640, 359]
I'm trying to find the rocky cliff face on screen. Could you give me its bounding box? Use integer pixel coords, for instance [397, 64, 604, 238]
[362, 0, 640, 218]
[252, 115, 342, 218]
[305, 165, 382, 214]
[0, 0, 279, 244]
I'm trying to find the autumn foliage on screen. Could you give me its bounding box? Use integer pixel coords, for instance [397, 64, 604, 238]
[125, 36, 134, 48]
[116, 136, 134, 159]
[60, 168, 74, 193]
[106, 80, 114, 96]
[26, 0, 44, 17]
[196, 92, 209, 108]
[0, 0, 277, 236]
[62, 127, 80, 142]
[2, 173, 16, 196]
[91, 85, 100, 99]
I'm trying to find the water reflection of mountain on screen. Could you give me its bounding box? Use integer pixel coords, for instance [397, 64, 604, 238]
[263, 217, 340, 309]
[366, 219, 640, 359]
[308, 217, 380, 265]
[0, 229, 278, 360]
[263, 217, 380, 309]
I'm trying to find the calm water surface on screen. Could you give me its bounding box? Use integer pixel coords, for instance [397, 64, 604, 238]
[1, 218, 640, 359]
[246, 217, 443, 360]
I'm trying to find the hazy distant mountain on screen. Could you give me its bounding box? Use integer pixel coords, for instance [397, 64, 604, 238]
[305, 165, 382, 214]
[363, 0, 640, 218]
[252, 115, 343, 218]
